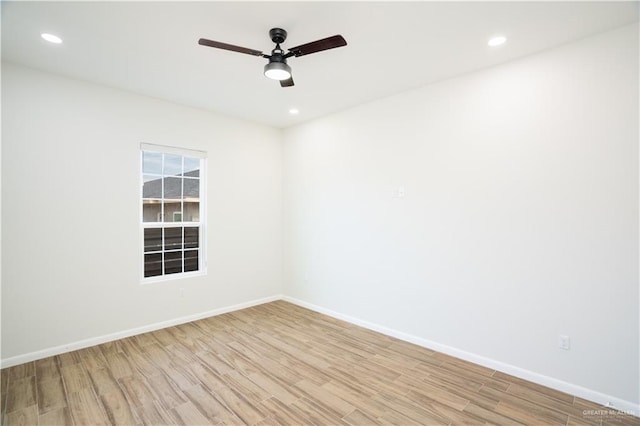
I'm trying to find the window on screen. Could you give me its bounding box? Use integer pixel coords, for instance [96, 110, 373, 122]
[141, 143, 206, 281]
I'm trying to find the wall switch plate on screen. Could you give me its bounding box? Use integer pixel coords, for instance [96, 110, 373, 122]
[559, 335, 570, 350]
[392, 186, 406, 198]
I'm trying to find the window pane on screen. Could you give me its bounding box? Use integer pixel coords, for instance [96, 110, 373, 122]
[185, 250, 199, 272]
[143, 175, 162, 199]
[184, 157, 200, 177]
[184, 227, 199, 249]
[163, 177, 182, 200]
[164, 154, 182, 177]
[144, 253, 163, 277]
[144, 228, 162, 252]
[143, 152, 162, 175]
[164, 251, 182, 275]
[163, 201, 181, 223]
[183, 202, 199, 222]
[164, 227, 183, 251]
[143, 201, 162, 222]
[183, 178, 199, 199]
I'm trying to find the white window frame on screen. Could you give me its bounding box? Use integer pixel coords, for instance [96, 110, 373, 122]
[140, 143, 207, 283]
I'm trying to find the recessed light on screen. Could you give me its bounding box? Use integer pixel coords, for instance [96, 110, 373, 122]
[488, 35, 506, 47]
[41, 33, 62, 44]
[289, 108, 299, 115]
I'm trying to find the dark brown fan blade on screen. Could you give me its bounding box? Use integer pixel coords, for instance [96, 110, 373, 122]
[198, 38, 264, 57]
[280, 77, 294, 88]
[288, 35, 346, 57]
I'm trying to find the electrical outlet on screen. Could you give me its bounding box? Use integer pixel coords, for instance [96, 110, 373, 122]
[558, 335, 570, 350]
[180, 287, 185, 298]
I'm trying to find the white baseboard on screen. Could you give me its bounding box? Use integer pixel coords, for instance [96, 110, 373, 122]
[282, 295, 640, 417]
[0, 294, 282, 369]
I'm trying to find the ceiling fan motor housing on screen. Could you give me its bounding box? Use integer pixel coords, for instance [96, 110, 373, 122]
[269, 28, 287, 44]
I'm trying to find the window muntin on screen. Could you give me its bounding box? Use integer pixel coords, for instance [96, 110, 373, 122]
[141, 145, 205, 281]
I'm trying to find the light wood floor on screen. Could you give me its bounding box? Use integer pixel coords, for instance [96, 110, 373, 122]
[1, 301, 637, 426]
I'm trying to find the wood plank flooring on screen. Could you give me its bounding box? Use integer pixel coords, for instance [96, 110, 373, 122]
[1, 301, 637, 425]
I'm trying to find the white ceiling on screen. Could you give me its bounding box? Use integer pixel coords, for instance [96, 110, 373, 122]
[2, 1, 638, 128]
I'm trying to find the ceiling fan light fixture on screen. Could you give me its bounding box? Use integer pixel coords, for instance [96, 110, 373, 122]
[264, 61, 291, 81]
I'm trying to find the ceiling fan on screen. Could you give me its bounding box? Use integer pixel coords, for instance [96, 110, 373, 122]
[198, 28, 347, 87]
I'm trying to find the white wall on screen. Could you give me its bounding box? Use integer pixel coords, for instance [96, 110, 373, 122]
[1, 63, 283, 361]
[283, 24, 639, 406]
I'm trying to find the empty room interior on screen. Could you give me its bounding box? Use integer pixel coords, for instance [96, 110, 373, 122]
[1, 1, 639, 425]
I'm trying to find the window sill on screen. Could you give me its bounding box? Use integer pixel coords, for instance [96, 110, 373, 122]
[140, 269, 207, 285]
